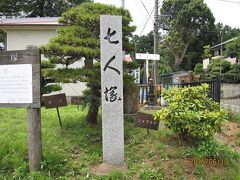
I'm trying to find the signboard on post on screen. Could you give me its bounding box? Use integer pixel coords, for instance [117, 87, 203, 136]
[135, 53, 160, 85]
[135, 112, 159, 130]
[0, 49, 41, 171]
[43, 93, 67, 128]
[136, 53, 160, 60]
[0, 49, 41, 108]
[100, 15, 124, 165]
[43, 93, 67, 109]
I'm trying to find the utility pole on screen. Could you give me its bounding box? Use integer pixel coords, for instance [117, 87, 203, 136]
[121, 0, 125, 8]
[220, 31, 223, 75]
[153, 0, 159, 85]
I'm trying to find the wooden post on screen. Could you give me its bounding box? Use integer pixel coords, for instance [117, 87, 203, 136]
[28, 108, 42, 171]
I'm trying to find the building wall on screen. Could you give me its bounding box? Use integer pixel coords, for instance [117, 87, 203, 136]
[5, 29, 57, 50]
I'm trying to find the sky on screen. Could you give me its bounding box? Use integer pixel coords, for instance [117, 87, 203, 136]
[94, 0, 240, 35]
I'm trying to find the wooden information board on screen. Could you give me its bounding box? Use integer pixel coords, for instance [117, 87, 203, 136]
[0, 49, 41, 171]
[0, 49, 40, 108]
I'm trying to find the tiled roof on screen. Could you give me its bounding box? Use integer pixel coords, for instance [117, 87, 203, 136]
[0, 17, 61, 25]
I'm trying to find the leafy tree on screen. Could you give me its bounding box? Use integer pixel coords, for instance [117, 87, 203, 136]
[207, 58, 231, 79]
[224, 36, 240, 62]
[223, 63, 240, 83]
[23, 0, 92, 17]
[0, 0, 22, 17]
[133, 31, 154, 53]
[159, 0, 215, 69]
[214, 23, 240, 44]
[194, 63, 204, 75]
[158, 44, 174, 76]
[42, 3, 136, 124]
[0, 0, 92, 18]
[203, 45, 212, 59]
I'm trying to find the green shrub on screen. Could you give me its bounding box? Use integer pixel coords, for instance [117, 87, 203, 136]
[153, 84, 227, 140]
[223, 63, 240, 83]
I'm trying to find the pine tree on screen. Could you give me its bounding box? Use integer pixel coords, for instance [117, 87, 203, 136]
[42, 3, 136, 124]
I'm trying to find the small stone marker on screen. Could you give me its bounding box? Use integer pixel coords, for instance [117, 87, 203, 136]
[135, 112, 159, 130]
[100, 15, 124, 165]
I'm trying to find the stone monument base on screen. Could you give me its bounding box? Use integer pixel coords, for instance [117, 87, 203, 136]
[91, 163, 127, 176]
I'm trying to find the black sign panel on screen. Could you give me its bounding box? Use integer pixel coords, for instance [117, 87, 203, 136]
[135, 112, 159, 130]
[71, 96, 83, 105]
[43, 93, 67, 109]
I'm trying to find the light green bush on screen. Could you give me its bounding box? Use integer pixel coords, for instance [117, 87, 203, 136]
[154, 84, 227, 140]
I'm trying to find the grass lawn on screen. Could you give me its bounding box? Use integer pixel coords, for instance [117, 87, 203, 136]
[0, 106, 240, 179]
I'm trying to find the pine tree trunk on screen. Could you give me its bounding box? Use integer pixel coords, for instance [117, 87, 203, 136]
[85, 103, 100, 124]
[84, 59, 100, 124]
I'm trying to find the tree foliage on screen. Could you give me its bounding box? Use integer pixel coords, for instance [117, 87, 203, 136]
[193, 63, 204, 79]
[158, 44, 174, 75]
[203, 45, 212, 59]
[42, 3, 136, 124]
[207, 58, 231, 79]
[133, 31, 154, 53]
[41, 61, 62, 95]
[223, 63, 240, 83]
[214, 23, 240, 44]
[224, 36, 240, 61]
[160, 0, 215, 69]
[0, 0, 91, 18]
[0, 0, 22, 17]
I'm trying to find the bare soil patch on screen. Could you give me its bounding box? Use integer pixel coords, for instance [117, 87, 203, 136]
[215, 121, 240, 153]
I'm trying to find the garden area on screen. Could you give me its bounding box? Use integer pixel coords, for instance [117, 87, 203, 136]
[0, 0, 240, 179]
[0, 85, 240, 179]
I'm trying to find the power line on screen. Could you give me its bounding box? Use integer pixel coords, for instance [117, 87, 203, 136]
[139, 7, 155, 36]
[216, 0, 240, 4]
[139, 0, 155, 23]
